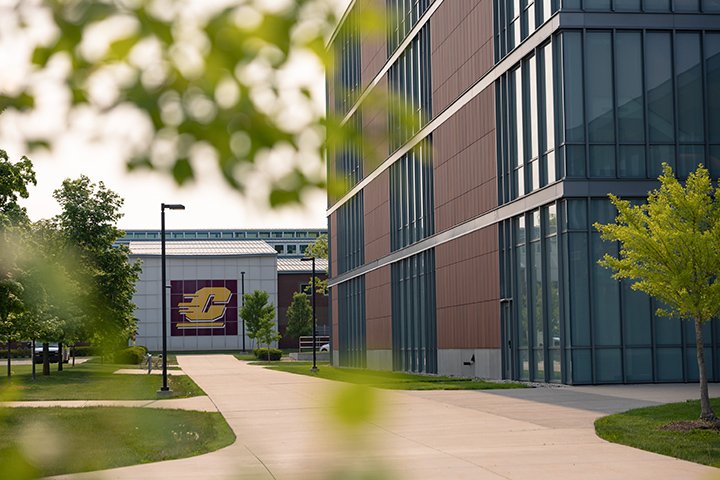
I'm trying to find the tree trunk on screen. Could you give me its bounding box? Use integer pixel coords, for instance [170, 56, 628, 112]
[42, 342, 50, 376]
[57, 340, 63, 372]
[6, 340, 11, 379]
[72, 345, 75, 367]
[694, 318, 717, 421]
[31, 339, 36, 380]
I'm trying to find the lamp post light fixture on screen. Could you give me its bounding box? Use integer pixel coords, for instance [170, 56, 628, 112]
[300, 255, 318, 373]
[241, 271, 246, 352]
[159, 203, 185, 396]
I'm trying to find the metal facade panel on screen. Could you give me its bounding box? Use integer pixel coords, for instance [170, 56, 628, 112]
[433, 89, 498, 233]
[430, 0, 494, 115]
[128, 240, 277, 256]
[363, 170, 391, 263]
[276, 258, 329, 272]
[358, 0, 388, 91]
[365, 265, 392, 349]
[435, 226, 500, 349]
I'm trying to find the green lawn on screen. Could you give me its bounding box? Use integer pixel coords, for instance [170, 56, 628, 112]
[260, 362, 526, 390]
[0, 361, 204, 401]
[0, 407, 235, 477]
[595, 398, 720, 467]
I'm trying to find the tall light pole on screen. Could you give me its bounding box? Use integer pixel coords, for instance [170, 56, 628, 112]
[240, 271, 246, 352]
[159, 203, 185, 395]
[301, 256, 318, 373]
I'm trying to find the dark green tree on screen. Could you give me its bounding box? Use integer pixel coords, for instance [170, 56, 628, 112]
[52, 176, 141, 354]
[285, 292, 312, 341]
[304, 234, 328, 296]
[239, 290, 275, 350]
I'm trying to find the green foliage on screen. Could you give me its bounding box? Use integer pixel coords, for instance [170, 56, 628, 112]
[113, 346, 148, 365]
[3, 0, 342, 206]
[0, 150, 35, 228]
[70, 345, 100, 357]
[595, 398, 720, 468]
[52, 176, 142, 351]
[239, 290, 275, 347]
[595, 163, 720, 420]
[253, 347, 282, 361]
[303, 234, 328, 295]
[285, 292, 312, 340]
[594, 164, 720, 323]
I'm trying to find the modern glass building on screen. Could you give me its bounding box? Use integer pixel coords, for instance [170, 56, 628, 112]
[326, 0, 720, 384]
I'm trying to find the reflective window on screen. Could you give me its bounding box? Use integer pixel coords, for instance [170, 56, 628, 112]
[615, 32, 645, 144]
[646, 33, 675, 143]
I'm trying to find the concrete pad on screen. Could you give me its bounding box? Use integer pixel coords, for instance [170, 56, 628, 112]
[48, 355, 719, 480]
[2, 396, 217, 412]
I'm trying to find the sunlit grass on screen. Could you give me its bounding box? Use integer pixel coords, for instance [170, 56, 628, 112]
[0, 407, 235, 477]
[595, 398, 720, 467]
[258, 361, 527, 390]
[0, 361, 203, 400]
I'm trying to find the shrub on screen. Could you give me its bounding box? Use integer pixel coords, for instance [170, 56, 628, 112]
[70, 345, 101, 357]
[113, 346, 148, 364]
[253, 347, 282, 361]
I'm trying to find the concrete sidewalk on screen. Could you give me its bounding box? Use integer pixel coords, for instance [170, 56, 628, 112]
[4, 396, 217, 412]
[51, 355, 719, 480]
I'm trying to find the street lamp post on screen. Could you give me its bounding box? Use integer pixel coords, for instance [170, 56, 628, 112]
[301, 256, 318, 373]
[241, 271, 246, 352]
[159, 203, 185, 396]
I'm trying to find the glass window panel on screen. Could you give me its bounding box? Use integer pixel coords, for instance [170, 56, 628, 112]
[590, 198, 616, 225]
[531, 241, 544, 349]
[549, 349, 561, 382]
[622, 281, 652, 345]
[568, 199, 587, 230]
[514, 67, 524, 168]
[676, 33, 704, 143]
[531, 210, 542, 240]
[519, 348, 530, 380]
[564, 0, 581, 7]
[706, 34, 720, 143]
[546, 236, 560, 348]
[592, 235, 621, 346]
[543, 43, 556, 153]
[710, 145, 720, 179]
[683, 319, 713, 345]
[674, 0, 700, 11]
[572, 349, 592, 383]
[586, 32, 615, 143]
[545, 204, 558, 235]
[615, 0, 641, 9]
[589, 145, 616, 178]
[596, 349, 623, 383]
[615, 32, 645, 143]
[585, 0, 611, 8]
[618, 145, 646, 178]
[655, 312, 681, 345]
[533, 349, 545, 381]
[685, 348, 713, 381]
[644, 0, 671, 10]
[566, 145, 586, 177]
[569, 233, 591, 346]
[648, 145, 675, 178]
[517, 245, 529, 348]
[678, 145, 705, 178]
[563, 32, 585, 142]
[529, 55, 539, 160]
[625, 348, 653, 382]
[705, 0, 720, 11]
[656, 348, 684, 381]
[516, 215, 527, 245]
[646, 33, 675, 143]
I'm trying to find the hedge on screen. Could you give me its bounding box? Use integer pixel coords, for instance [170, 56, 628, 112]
[253, 348, 282, 361]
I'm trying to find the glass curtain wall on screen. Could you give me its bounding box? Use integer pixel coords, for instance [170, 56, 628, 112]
[558, 30, 720, 181]
[500, 205, 561, 382]
[338, 276, 367, 367]
[387, 0, 433, 54]
[560, 0, 720, 12]
[391, 250, 438, 373]
[494, 0, 560, 61]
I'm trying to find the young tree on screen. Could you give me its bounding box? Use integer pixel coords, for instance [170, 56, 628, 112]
[595, 164, 720, 422]
[239, 290, 276, 350]
[285, 292, 313, 341]
[256, 316, 282, 360]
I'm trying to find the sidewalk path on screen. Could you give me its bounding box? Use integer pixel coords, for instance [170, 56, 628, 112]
[4, 396, 216, 412]
[50, 355, 719, 480]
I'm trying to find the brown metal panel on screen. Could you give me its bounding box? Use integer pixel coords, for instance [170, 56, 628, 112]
[331, 287, 339, 348]
[431, 0, 494, 115]
[358, 0, 388, 91]
[277, 273, 329, 349]
[435, 226, 500, 349]
[330, 212, 338, 279]
[433, 87, 497, 233]
[364, 170, 390, 262]
[362, 77, 389, 175]
[365, 265, 392, 349]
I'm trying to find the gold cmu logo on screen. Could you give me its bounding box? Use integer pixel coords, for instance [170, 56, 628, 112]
[178, 287, 232, 329]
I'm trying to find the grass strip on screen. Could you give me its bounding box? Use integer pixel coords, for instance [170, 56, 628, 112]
[259, 361, 526, 390]
[0, 406, 235, 477]
[595, 398, 720, 467]
[0, 362, 204, 401]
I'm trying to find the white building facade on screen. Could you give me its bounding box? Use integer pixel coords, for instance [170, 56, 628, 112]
[129, 241, 278, 351]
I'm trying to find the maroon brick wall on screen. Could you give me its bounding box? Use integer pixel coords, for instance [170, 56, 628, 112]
[364, 170, 390, 263]
[365, 266, 392, 350]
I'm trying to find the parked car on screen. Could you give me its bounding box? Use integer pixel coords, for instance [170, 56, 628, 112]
[33, 344, 69, 364]
[319, 343, 329, 352]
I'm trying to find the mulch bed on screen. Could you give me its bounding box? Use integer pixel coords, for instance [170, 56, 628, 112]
[659, 420, 720, 432]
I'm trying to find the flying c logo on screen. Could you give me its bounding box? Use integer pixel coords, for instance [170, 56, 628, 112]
[178, 287, 232, 328]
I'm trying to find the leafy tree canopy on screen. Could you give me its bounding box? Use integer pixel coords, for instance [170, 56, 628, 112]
[239, 290, 275, 346]
[285, 291, 312, 340]
[595, 164, 719, 421]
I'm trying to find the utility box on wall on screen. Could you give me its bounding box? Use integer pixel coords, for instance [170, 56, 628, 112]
[129, 241, 278, 351]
